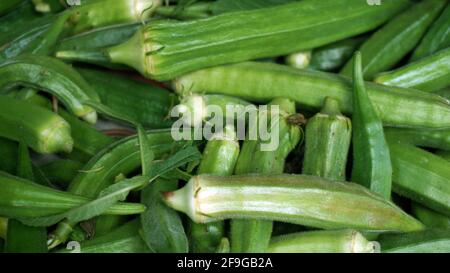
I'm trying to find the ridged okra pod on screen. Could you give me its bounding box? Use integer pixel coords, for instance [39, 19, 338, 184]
[411, 203, 450, 229]
[384, 127, 450, 151]
[379, 230, 450, 253]
[59, 0, 410, 80]
[174, 62, 450, 129]
[189, 126, 240, 253]
[163, 174, 424, 232]
[267, 230, 378, 253]
[302, 97, 351, 181]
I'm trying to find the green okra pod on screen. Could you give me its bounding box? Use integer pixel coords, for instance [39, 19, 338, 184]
[174, 62, 450, 129]
[374, 47, 450, 92]
[267, 230, 378, 253]
[0, 137, 18, 174]
[379, 229, 450, 253]
[0, 217, 7, 240]
[385, 127, 450, 151]
[40, 159, 84, 189]
[302, 97, 351, 181]
[351, 52, 392, 199]
[436, 150, 450, 161]
[163, 174, 424, 232]
[411, 203, 450, 229]
[0, 0, 23, 16]
[340, 0, 447, 79]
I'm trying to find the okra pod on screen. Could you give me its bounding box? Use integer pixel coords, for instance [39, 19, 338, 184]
[410, 3, 450, 61]
[374, 48, 450, 92]
[379, 230, 450, 253]
[0, 217, 7, 240]
[0, 0, 23, 16]
[385, 127, 450, 151]
[163, 174, 424, 232]
[59, 0, 410, 80]
[0, 96, 73, 154]
[437, 150, 450, 161]
[411, 203, 450, 229]
[174, 62, 450, 129]
[302, 97, 351, 181]
[267, 230, 378, 253]
[40, 159, 84, 189]
[351, 52, 392, 199]
[0, 55, 100, 124]
[389, 142, 450, 217]
[0, 137, 18, 174]
[340, 0, 447, 79]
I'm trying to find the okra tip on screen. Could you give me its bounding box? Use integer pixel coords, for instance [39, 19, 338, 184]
[41, 120, 74, 154]
[162, 178, 196, 221]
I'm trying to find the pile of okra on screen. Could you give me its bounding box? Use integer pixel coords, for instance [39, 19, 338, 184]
[0, 0, 449, 254]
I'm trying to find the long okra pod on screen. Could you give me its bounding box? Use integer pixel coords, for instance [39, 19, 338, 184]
[0, 55, 100, 124]
[163, 174, 424, 232]
[267, 230, 377, 253]
[410, 3, 450, 61]
[340, 0, 447, 79]
[302, 97, 351, 181]
[374, 48, 450, 92]
[0, 96, 72, 154]
[174, 62, 450, 129]
[378, 230, 450, 253]
[189, 126, 240, 253]
[411, 203, 450, 229]
[57, 0, 410, 80]
[384, 127, 450, 151]
[351, 52, 392, 199]
[231, 98, 302, 253]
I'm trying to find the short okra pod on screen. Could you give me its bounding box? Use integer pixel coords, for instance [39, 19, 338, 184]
[374, 47, 450, 92]
[0, 96, 73, 154]
[163, 174, 424, 232]
[411, 203, 450, 229]
[351, 52, 392, 199]
[174, 62, 450, 129]
[267, 230, 378, 253]
[378, 230, 450, 253]
[302, 97, 351, 181]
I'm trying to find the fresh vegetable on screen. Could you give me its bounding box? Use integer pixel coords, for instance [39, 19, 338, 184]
[411, 203, 450, 229]
[385, 127, 450, 151]
[0, 217, 7, 239]
[379, 230, 450, 253]
[374, 47, 450, 92]
[267, 230, 378, 253]
[0, 137, 18, 174]
[351, 52, 392, 199]
[174, 62, 450, 129]
[0, 0, 23, 16]
[40, 159, 84, 189]
[163, 174, 424, 232]
[302, 97, 351, 181]
[285, 51, 311, 70]
[437, 150, 450, 161]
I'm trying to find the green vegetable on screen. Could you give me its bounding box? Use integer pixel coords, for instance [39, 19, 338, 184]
[437, 150, 450, 161]
[0, 55, 99, 124]
[0, 137, 18, 174]
[285, 51, 311, 70]
[155, 2, 212, 20]
[0, 217, 7, 240]
[340, 0, 447, 79]
[267, 230, 378, 253]
[410, 3, 450, 61]
[0, 1, 42, 43]
[389, 141, 450, 217]
[57, 0, 410, 80]
[0, 96, 72, 154]
[174, 62, 450, 129]
[411, 203, 450, 229]
[163, 174, 424, 232]
[78, 68, 175, 129]
[40, 159, 84, 189]
[231, 98, 302, 253]
[351, 52, 392, 199]
[379, 230, 450, 253]
[385, 127, 450, 151]
[190, 126, 240, 253]
[0, 0, 23, 16]
[374, 48, 450, 92]
[215, 238, 230, 253]
[302, 97, 351, 181]
[31, 0, 65, 13]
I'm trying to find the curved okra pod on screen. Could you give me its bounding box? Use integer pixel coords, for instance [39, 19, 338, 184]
[411, 203, 450, 229]
[302, 97, 351, 181]
[267, 230, 378, 253]
[340, 0, 447, 79]
[163, 174, 424, 232]
[173, 62, 450, 129]
[374, 47, 450, 92]
[351, 52, 392, 199]
[378, 230, 450, 253]
[0, 55, 100, 124]
[0, 96, 73, 154]
[189, 126, 240, 253]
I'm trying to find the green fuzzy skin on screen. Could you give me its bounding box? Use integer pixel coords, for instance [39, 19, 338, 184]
[309, 36, 366, 72]
[340, 0, 447, 79]
[164, 174, 424, 232]
[379, 229, 450, 253]
[389, 142, 450, 217]
[174, 62, 450, 129]
[374, 47, 450, 92]
[411, 3, 450, 61]
[351, 52, 392, 199]
[105, 0, 409, 80]
[78, 68, 175, 129]
[231, 99, 302, 253]
[0, 96, 73, 154]
[0, 171, 145, 219]
[268, 230, 377, 253]
[66, 0, 161, 35]
[385, 127, 450, 151]
[302, 97, 351, 181]
[0, 55, 100, 124]
[411, 203, 450, 229]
